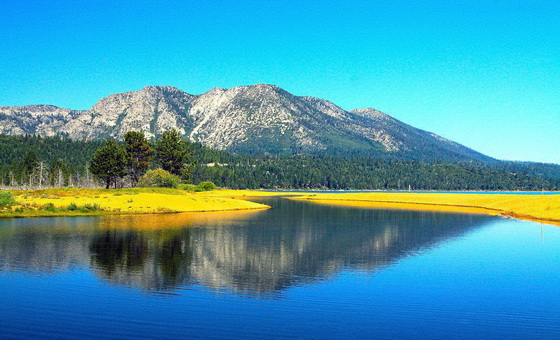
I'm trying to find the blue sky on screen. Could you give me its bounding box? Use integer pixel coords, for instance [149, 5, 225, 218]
[1, 0, 559, 164]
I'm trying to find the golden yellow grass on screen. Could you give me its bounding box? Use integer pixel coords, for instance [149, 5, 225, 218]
[6, 188, 560, 226]
[200, 189, 288, 198]
[290, 192, 560, 226]
[8, 188, 269, 217]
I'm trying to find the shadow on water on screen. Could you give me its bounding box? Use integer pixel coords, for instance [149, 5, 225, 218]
[0, 198, 495, 297]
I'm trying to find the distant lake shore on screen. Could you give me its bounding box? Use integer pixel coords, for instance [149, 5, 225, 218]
[286, 192, 560, 226]
[265, 189, 560, 195]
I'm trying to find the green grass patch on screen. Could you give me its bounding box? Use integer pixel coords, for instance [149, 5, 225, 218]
[178, 184, 197, 191]
[196, 181, 217, 192]
[80, 203, 101, 212]
[179, 181, 217, 192]
[0, 191, 17, 207]
[44, 203, 58, 212]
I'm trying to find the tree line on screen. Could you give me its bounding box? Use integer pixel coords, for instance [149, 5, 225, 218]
[0, 133, 558, 190]
[0, 135, 102, 188]
[192, 154, 558, 191]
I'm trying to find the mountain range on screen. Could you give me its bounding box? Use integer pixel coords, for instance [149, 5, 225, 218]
[0, 84, 493, 162]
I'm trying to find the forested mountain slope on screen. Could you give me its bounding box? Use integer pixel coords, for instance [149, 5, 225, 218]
[1, 135, 557, 190]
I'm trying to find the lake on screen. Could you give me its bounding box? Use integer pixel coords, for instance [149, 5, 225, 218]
[1, 197, 559, 339]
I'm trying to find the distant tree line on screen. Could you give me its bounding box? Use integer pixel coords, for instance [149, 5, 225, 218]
[192, 154, 559, 191]
[0, 133, 558, 190]
[0, 135, 102, 188]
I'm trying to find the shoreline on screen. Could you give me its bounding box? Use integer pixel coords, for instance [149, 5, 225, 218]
[0, 206, 270, 219]
[260, 189, 560, 194]
[1, 188, 271, 219]
[288, 193, 560, 226]
[2, 189, 559, 226]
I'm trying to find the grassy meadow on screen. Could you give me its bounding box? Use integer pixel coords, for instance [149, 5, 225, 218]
[0, 187, 270, 218]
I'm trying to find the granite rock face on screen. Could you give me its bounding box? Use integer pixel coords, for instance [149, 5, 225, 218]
[0, 84, 492, 161]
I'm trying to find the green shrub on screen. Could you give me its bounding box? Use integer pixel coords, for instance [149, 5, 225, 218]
[44, 203, 58, 212]
[67, 202, 79, 211]
[137, 168, 181, 188]
[80, 203, 101, 212]
[0, 191, 17, 207]
[178, 183, 197, 191]
[196, 181, 217, 192]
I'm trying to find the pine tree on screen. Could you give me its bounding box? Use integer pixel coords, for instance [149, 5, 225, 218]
[155, 129, 193, 177]
[21, 151, 39, 186]
[124, 131, 153, 187]
[90, 140, 128, 189]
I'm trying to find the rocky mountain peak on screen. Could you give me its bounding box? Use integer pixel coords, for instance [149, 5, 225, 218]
[350, 108, 391, 120]
[0, 84, 494, 162]
[140, 85, 187, 95]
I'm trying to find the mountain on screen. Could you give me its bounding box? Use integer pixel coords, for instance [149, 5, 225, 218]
[0, 84, 494, 162]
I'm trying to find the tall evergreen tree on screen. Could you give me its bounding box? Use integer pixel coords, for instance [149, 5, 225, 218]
[124, 131, 153, 186]
[90, 140, 128, 189]
[21, 151, 39, 174]
[21, 151, 40, 185]
[155, 129, 193, 177]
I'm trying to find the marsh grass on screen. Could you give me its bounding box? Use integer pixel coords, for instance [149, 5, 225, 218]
[38, 202, 102, 214]
[80, 203, 101, 212]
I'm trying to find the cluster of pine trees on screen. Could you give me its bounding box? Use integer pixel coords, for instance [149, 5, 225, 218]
[89, 130, 193, 188]
[0, 132, 193, 189]
[1, 133, 558, 190]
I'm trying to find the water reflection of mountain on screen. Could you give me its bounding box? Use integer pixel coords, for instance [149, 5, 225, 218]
[0, 198, 495, 297]
[0, 217, 94, 273]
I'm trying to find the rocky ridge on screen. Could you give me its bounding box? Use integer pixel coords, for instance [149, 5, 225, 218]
[0, 84, 493, 162]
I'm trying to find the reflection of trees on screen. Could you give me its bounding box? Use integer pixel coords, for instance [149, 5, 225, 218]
[89, 231, 149, 277]
[89, 229, 194, 291]
[0, 199, 496, 297]
[158, 232, 191, 285]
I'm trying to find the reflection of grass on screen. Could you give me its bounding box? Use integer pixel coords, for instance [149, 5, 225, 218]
[291, 192, 560, 226]
[3, 188, 271, 219]
[96, 209, 266, 230]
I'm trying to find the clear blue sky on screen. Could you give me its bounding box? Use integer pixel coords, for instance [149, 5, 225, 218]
[1, 0, 558, 164]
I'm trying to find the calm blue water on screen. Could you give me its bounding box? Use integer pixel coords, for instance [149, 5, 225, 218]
[1, 198, 559, 339]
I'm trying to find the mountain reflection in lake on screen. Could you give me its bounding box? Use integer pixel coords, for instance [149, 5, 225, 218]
[0, 198, 492, 297]
[2, 197, 560, 339]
